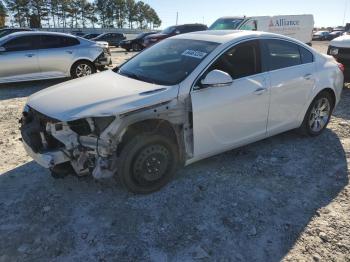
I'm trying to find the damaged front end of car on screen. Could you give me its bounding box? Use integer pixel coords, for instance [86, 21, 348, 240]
[20, 97, 193, 180]
[20, 105, 123, 179]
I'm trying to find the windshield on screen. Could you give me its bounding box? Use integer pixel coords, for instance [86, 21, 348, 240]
[209, 18, 244, 30]
[0, 30, 12, 38]
[118, 39, 219, 86]
[161, 26, 176, 34]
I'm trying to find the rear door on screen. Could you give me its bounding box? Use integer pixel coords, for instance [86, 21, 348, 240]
[262, 39, 316, 135]
[0, 35, 41, 81]
[37, 35, 80, 77]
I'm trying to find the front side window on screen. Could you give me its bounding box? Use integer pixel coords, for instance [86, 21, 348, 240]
[208, 40, 261, 79]
[263, 39, 301, 71]
[118, 39, 219, 85]
[3, 35, 40, 51]
[209, 18, 244, 30]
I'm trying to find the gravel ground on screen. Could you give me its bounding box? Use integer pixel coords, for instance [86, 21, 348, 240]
[0, 42, 349, 262]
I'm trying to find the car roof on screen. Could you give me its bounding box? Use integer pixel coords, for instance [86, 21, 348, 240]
[4, 31, 78, 38]
[172, 30, 301, 44]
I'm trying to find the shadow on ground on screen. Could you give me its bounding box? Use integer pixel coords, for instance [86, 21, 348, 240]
[0, 128, 348, 261]
[0, 79, 69, 100]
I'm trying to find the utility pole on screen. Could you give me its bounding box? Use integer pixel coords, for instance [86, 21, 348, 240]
[343, 0, 348, 25]
[176, 12, 178, 25]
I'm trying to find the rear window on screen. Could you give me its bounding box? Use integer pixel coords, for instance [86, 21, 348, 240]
[40, 35, 80, 49]
[299, 46, 314, 64]
[263, 39, 302, 71]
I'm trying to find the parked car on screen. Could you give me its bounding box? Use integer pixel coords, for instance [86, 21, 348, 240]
[91, 33, 126, 47]
[71, 31, 85, 37]
[328, 34, 350, 80]
[329, 30, 344, 40]
[0, 31, 111, 83]
[82, 33, 101, 39]
[120, 32, 157, 51]
[20, 31, 343, 194]
[313, 31, 331, 41]
[209, 15, 314, 45]
[143, 24, 207, 48]
[0, 27, 32, 39]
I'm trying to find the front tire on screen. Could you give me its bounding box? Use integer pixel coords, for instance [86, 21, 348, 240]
[117, 134, 179, 194]
[299, 91, 334, 136]
[132, 43, 140, 51]
[71, 60, 96, 79]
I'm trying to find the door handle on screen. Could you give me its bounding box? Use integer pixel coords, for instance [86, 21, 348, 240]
[26, 54, 35, 57]
[304, 73, 313, 80]
[253, 87, 268, 95]
[65, 50, 73, 54]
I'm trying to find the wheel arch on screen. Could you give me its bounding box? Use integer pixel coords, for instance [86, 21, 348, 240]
[117, 118, 186, 165]
[69, 59, 96, 77]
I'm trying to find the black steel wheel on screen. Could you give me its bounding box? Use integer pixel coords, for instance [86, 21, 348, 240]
[117, 134, 179, 194]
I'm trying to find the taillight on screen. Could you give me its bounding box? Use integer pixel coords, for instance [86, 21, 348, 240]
[338, 63, 345, 72]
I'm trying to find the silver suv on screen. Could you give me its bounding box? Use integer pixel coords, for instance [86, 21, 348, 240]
[0, 31, 112, 83]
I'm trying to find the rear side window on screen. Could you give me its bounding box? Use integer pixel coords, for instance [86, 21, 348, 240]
[263, 39, 301, 71]
[209, 40, 261, 79]
[299, 46, 314, 64]
[40, 35, 80, 49]
[3, 35, 40, 51]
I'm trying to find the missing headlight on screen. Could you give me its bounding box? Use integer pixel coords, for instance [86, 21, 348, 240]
[68, 119, 92, 136]
[93, 116, 115, 135]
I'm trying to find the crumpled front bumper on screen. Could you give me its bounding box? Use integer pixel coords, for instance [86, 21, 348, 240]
[22, 140, 70, 169]
[95, 49, 112, 66]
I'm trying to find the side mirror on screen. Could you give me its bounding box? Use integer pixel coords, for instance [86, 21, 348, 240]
[200, 70, 233, 88]
[0, 47, 5, 52]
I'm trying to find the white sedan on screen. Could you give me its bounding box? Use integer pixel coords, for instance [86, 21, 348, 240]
[20, 31, 344, 194]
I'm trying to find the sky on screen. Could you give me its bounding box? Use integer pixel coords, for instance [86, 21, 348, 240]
[142, 0, 350, 29]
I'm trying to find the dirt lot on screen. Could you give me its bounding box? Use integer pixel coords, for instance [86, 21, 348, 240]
[0, 42, 349, 262]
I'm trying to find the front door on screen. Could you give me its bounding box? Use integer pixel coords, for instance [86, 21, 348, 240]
[191, 40, 270, 158]
[0, 35, 41, 81]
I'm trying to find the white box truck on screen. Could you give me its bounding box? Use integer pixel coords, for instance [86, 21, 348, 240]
[209, 15, 314, 44]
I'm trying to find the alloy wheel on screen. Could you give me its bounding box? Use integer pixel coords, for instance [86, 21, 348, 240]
[76, 64, 93, 78]
[309, 97, 331, 132]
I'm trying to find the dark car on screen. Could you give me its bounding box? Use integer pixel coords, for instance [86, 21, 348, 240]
[312, 31, 331, 41]
[82, 33, 101, 40]
[329, 31, 344, 40]
[120, 32, 157, 51]
[0, 28, 33, 39]
[91, 33, 126, 47]
[143, 24, 208, 48]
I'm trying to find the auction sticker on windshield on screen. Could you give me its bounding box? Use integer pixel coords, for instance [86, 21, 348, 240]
[182, 50, 208, 59]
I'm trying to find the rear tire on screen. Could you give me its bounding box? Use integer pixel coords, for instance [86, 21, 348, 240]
[117, 134, 179, 194]
[71, 60, 96, 79]
[298, 91, 334, 136]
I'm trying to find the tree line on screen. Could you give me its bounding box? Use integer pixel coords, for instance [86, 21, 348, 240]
[0, 0, 161, 29]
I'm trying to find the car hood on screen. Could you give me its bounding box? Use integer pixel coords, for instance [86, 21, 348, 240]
[330, 35, 350, 48]
[27, 70, 178, 122]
